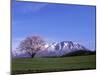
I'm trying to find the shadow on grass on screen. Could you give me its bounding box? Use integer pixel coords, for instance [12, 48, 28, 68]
[11, 68, 96, 75]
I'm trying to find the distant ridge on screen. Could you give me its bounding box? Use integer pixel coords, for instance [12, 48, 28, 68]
[12, 41, 95, 58]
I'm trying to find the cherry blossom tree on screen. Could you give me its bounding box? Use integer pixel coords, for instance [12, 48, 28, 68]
[18, 35, 45, 58]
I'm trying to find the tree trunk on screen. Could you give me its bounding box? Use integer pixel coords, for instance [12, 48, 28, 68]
[31, 53, 36, 58]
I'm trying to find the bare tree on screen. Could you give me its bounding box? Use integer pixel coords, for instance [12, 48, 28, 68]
[18, 35, 45, 58]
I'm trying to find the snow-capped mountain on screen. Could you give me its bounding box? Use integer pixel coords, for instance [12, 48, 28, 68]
[35, 41, 88, 57]
[12, 41, 89, 58]
[43, 41, 86, 51]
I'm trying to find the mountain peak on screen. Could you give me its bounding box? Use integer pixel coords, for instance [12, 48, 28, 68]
[44, 41, 87, 51]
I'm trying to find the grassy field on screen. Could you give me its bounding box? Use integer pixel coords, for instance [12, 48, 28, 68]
[12, 55, 96, 74]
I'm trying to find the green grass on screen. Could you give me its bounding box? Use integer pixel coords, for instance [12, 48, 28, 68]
[12, 55, 96, 74]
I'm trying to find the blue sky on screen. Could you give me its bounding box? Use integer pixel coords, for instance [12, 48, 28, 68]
[12, 1, 96, 50]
